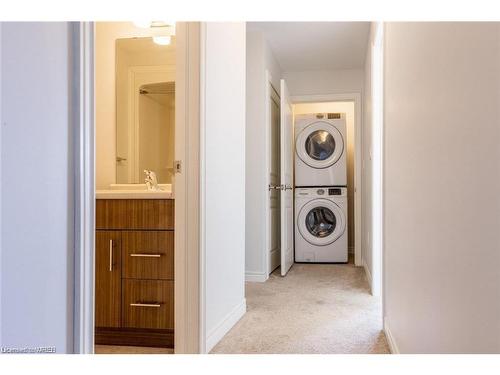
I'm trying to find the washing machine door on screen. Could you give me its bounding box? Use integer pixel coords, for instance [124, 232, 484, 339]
[297, 199, 346, 246]
[296, 121, 344, 169]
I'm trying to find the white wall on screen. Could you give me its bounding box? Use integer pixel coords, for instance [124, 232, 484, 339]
[0, 22, 73, 353]
[202, 22, 247, 352]
[284, 68, 364, 96]
[383, 22, 500, 353]
[245, 30, 282, 281]
[362, 31, 373, 286]
[361, 24, 378, 293]
[0, 23, 3, 346]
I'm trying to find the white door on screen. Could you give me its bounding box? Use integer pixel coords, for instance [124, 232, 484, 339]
[268, 84, 281, 273]
[280, 79, 294, 276]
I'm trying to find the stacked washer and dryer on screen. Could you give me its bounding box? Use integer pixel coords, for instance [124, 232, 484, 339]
[294, 113, 348, 263]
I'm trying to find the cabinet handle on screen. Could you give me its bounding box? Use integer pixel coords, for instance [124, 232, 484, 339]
[109, 239, 113, 272]
[130, 253, 162, 258]
[130, 303, 162, 308]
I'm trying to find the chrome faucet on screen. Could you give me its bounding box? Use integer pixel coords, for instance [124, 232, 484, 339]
[144, 170, 160, 191]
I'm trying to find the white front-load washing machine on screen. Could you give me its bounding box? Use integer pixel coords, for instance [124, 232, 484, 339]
[295, 187, 348, 263]
[295, 113, 347, 187]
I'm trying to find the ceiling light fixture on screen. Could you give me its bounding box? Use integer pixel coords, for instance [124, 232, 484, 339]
[151, 21, 175, 35]
[133, 21, 152, 28]
[153, 36, 171, 46]
[150, 21, 169, 28]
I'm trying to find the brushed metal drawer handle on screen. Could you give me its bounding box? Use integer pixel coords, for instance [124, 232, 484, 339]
[130, 303, 162, 308]
[109, 239, 113, 272]
[130, 253, 162, 258]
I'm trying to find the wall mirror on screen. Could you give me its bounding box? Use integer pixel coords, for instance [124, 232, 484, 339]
[115, 37, 175, 184]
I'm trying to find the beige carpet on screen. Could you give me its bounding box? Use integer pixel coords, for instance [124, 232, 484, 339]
[211, 262, 389, 354]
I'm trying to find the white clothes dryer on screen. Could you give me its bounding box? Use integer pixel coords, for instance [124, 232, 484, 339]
[294, 113, 347, 187]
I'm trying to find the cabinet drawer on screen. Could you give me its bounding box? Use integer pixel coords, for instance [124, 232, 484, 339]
[96, 199, 174, 230]
[123, 279, 173, 329]
[122, 231, 174, 280]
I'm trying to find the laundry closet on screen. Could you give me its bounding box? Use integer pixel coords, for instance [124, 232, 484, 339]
[245, 22, 365, 281]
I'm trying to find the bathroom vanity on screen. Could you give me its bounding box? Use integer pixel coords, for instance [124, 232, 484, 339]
[94, 194, 175, 348]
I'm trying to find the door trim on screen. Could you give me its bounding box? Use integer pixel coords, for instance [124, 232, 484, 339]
[174, 22, 202, 354]
[291, 93, 362, 267]
[72, 21, 95, 354]
[73, 22, 202, 354]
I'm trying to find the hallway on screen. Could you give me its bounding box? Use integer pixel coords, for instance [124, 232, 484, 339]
[211, 262, 389, 354]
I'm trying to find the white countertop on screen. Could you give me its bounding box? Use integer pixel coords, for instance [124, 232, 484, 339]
[96, 189, 173, 199]
[96, 184, 174, 199]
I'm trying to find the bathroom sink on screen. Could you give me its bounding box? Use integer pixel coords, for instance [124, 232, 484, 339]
[96, 184, 173, 199]
[108, 183, 171, 191]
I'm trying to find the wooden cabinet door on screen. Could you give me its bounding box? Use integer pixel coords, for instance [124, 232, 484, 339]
[95, 231, 121, 327]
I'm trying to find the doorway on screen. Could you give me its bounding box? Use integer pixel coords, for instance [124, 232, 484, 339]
[93, 22, 176, 354]
[290, 94, 362, 265]
[293, 100, 357, 261]
[264, 94, 362, 274]
[73, 22, 202, 354]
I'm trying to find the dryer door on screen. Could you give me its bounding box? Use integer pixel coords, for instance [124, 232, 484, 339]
[296, 121, 344, 169]
[297, 199, 346, 246]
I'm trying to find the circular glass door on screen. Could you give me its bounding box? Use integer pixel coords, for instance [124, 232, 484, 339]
[305, 206, 336, 238]
[296, 121, 344, 169]
[305, 130, 336, 161]
[298, 199, 345, 246]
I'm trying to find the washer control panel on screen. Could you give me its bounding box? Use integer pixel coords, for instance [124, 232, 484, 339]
[295, 187, 347, 197]
[328, 188, 342, 195]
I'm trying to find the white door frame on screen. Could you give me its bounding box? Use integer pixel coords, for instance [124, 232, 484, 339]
[72, 22, 202, 354]
[290, 93, 363, 267]
[174, 22, 202, 354]
[72, 21, 95, 354]
[372, 22, 384, 300]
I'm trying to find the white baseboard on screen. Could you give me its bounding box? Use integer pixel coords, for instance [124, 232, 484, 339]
[384, 317, 400, 354]
[362, 258, 373, 294]
[206, 299, 247, 353]
[245, 271, 268, 282]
